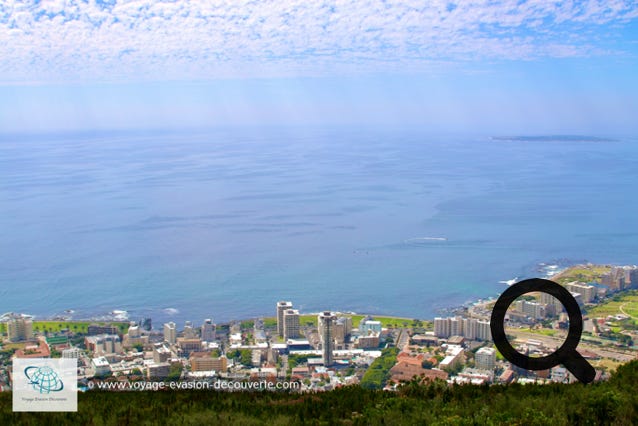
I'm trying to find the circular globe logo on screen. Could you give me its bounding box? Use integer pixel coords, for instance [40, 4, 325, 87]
[24, 366, 64, 394]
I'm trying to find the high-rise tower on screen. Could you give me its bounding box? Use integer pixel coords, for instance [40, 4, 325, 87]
[318, 311, 337, 366]
[276, 301, 293, 337]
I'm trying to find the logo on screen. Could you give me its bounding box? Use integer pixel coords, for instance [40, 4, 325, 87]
[13, 358, 77, 412]
[24, 365, 64, 393]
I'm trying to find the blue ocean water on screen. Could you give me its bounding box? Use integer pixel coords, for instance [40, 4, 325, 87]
[1, 128, 637, 325]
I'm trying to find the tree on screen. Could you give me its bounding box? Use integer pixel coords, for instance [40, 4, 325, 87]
[240, 349, 252, 366]
[167, 363, 183, 381]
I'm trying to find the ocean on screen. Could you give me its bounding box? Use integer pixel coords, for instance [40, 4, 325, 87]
[1, 128, 637, 325]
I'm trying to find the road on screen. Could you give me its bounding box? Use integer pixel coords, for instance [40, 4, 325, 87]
[619, 303, 638, 320]
[508, 329, 637, 363]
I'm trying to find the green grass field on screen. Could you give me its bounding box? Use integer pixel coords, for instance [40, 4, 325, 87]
[0, 321, 129, 336]
[521, 328, 557, 337]
[587, 290, 638, 319]
[553, 264, 611, 285]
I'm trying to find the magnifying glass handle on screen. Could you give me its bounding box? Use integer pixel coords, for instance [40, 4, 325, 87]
[563, 351, 596, 384]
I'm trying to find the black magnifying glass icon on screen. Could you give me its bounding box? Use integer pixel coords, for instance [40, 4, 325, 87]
[490, 278, 596, 384]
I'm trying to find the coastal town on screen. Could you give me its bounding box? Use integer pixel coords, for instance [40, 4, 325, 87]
[1, 264, 638, 392]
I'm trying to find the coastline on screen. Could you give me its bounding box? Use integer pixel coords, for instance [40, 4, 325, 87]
[2, 261, 624, 330]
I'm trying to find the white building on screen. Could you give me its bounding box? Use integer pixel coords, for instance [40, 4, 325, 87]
[434, 317, 451, 338]
[7, 317, 33, 342]
[201, 319, 216, 342]
[359, 319, 382, 335]
[435, 317, 491, 341]
[153, 343, 172, 363]
[463, 318, 478, 340]
[475, 347, 496, 371]
[62, 347, 81, 359]
[514, 300, 547, 320]
[183, 321, 196, 339]
[550, 366, 575, 383]
[85, 334, 122, 355]
[449, 317, 463, 336]
[163, 322, 177, 344]
[123, 323, 148, 348]
[476, 319, 491, 341]
[147, 362, 171, 379]
[283, 309, 300, 340]
[92, 357, 111, 377]
[276, 301, 293, 337]
[440, 345, 464, 370]
[564, 282, 596, 303]
[540, 293, 563, 314]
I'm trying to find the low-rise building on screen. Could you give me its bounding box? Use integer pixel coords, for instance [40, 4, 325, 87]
[439, 345, 464, 371]
[190, 353, 228, 373]
[177, 338, 202, 357]
[87, 324, 120, 336]
[92, 357, 111, 377]
[153, 343, 172, 363]
[85, 334, 122, 355]
[147, 362, 170, 379]
[356, 332, 380, 349]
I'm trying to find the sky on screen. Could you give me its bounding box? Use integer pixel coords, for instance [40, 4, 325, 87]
[0, 0, 637, 134]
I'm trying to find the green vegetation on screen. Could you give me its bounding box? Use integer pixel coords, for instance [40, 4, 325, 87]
[227, 349, 253, 366]
[263, 318, 277, 328]
[167, 363, 183, 382]
[24, 321, 129, 334]
[348, 315, 427, 328]
[299, 315, 316, 326]
[522, 327, 558, 337]
[240, 320, 254, 329]
[4, 360, 638, 424]
[1, 319, 128, 338]
[287, 354, 310, 370]
[360, 347, 399, 389]
[553, 265, 611, 285]
[587, 290, 638, 319]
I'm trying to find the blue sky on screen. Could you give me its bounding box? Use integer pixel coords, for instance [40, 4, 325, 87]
[1, 0, 637, 134]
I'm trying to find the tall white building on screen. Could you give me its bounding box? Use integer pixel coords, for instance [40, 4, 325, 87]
[7, 317, 33, 342]
[201, 319, 216, 342]
[475, 347, 496, 371]
[564, 282, 596, 303]
[333, 317, 352, 345]
[283, 309, 300, 340]
[85, 334, 122, 355]
[276, 301, 293, 337]
[476, 319, 491, 341]
[514, 300, 547, 319]
[318, 311, 337, 366]
[163, 322, 177, 344]
[183, 321, 196, 339]
[449, 317, 463, 336]
[540, 293, 563, 314]
[463, 318, 478, 340]
[434, 317, 451, 338]
[434, 317, 491, 341]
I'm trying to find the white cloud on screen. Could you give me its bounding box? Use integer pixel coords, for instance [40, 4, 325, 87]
[0, 0, 636, 82]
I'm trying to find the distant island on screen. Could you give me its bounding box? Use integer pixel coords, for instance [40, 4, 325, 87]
[491, 135, 617, 142]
